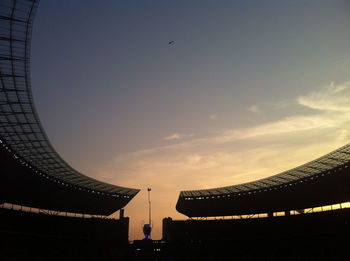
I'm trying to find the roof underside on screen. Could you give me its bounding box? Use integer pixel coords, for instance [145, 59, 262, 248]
[0, 0, 139, 214]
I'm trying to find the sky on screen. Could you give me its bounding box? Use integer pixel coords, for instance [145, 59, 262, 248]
[30, 0, 350, 239]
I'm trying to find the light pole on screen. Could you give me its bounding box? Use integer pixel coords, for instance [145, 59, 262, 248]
[148, 187, 151, 226]
[143, 187, 152, 239]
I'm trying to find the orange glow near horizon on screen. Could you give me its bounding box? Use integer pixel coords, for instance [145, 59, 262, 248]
[89, 81, 350, 239]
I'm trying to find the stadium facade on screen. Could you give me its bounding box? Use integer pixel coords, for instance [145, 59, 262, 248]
[0, 0, 139, 215]
[170, 141, 350, 260]
[171, 131, 350, 259]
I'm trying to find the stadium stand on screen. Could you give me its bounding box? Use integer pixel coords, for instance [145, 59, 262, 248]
[0, 207, 131, 261]
[0, 0, 139, 215]
[172, 140, 350, 260]
[0, 1, 139, 260]
[163, 208, 350, 260]
[177, 143, 350, 217]
[173, 140, 350, 259]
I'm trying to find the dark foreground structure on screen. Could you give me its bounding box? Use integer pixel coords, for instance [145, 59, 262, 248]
[1, 1, 139, 260]
[163, 208, 350, 260]
[169, 144, 350, 260]
[1, 207, 131, 260]
[0, 0, 139, 216]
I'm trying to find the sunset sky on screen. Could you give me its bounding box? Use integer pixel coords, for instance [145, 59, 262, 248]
[30, 0, 350, 239]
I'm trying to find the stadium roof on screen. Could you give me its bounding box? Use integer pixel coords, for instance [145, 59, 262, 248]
[177, 143, 350, 217]
[0, 0, 139, 214]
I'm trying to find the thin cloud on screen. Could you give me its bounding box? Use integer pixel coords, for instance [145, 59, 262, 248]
[297, 81, 350, 112]
[247, 105, 261, 113]
[209, 114, 216, 120]
[106, 80, 350, 178]
[97, 80, 350, 240]
[164, 133, 183, 140]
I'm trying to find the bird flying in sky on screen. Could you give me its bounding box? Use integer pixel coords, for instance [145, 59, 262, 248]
[168, 40, 175, 45]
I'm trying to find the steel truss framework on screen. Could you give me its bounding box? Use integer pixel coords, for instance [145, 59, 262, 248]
[0, 0, 139, 198]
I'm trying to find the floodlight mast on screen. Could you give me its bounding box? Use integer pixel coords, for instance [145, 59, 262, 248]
[143, 188, 152, 239]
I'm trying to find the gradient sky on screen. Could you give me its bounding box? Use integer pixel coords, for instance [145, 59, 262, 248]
[30, 0, 350, 239]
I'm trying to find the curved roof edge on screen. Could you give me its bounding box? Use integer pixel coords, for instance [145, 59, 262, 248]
[180, 143, 350, 197]
[0, 0, 139, 197]
[176, 143, 350, 217]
